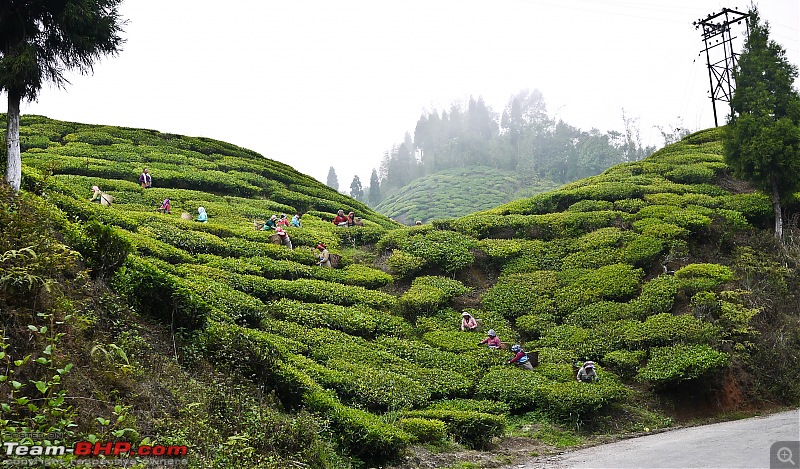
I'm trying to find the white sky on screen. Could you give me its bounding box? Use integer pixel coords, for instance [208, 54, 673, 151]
[18, 0, 800, 188]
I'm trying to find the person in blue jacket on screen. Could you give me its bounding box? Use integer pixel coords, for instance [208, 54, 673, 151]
[508, 344, 533, 371]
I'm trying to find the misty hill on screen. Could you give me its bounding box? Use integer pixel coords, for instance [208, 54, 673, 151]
[3, 116, 799, 468]
[375, 166, 559, 224]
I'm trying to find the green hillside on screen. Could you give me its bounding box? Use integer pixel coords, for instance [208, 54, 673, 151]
[375, 166, 560, 224]
[2, 117, 799, 468]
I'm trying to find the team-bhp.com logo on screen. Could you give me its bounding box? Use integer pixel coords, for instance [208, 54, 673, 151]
[2, 440, 188, 466]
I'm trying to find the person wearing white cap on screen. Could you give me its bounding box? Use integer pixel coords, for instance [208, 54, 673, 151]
[576, 361, 599, 382]
[196, 207, 208, 223]
[478, 329, 502, 349]
[460, 311, 478, 332]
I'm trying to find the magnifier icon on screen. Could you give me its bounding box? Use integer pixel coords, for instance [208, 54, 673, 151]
[778, 447, 796, 465]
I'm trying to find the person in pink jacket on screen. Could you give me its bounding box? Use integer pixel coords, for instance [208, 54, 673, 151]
[478, 329, 501, 349]
[461, 311, 478, 332]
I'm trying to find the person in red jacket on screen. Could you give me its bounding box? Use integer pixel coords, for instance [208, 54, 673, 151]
[478, 329, 501, 349]
[332, 209, 349, 226]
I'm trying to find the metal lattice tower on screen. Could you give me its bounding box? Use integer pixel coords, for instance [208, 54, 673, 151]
[694, 8, 750, 127]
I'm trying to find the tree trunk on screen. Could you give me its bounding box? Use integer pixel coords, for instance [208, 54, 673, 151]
[5, 90, 22, 192]
[771, 176, 783, 240]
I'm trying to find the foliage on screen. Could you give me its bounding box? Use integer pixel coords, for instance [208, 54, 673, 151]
[723, 7, 800, 239]
[396, 417, 447, 444]
[636, 344, 730, 387]
[400, 409, 506, 449]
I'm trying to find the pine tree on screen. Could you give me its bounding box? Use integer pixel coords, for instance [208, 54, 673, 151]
[326, 166, 339, 191]
[1, 0, 125, 191]
[368, 169, 381, 205]
[349, 175, 364, 201]
[723, 8, 800, 240]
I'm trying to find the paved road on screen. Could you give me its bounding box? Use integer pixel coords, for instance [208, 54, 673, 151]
[516, 409, 800, 469]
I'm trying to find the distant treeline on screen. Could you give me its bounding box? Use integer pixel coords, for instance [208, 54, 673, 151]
[367, 90, 661, 205]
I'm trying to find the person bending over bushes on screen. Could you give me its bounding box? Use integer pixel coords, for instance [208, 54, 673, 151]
[508, 344, 533, 371]
[275, 226, 293, 250]
[576, 361, 599, 382]
[196, 207, 208, 223]
[262, 214, 278, 230]
[461, 311, 478, 332]
[316, 243, 331, 267]
[478, 329, 501, 349]
[89, 186, 113, 206]
[159, 198, 171, 214]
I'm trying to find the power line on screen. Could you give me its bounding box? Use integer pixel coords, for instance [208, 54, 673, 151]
[694, 7, 750, 127]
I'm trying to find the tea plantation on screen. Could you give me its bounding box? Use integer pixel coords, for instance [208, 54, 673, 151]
[2, 116, 799, 468]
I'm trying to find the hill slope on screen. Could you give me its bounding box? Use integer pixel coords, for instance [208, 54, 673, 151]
[2, 118, 799, 468]
[375, 166, 560, 224]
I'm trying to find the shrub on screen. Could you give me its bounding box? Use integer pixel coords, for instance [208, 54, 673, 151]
[515, 313, 557, 339]
[636, 344, 730, 387]
[620, 235, 664, 268]
[378, 228, 476, 273]
[665, 164, 717, 184]
[475, 367, 549, 412]
[426, 399, 511, 415]
[68, 220, 131, 279]
[602, 350, 646, 377]
[629, 275, 680, 318]
[300, 386, 411, 463]
[228, 275, 398, 310]
[320, 359, 431, 411]
[625, 313, 718, 349]
[564, 301, 635, 327]
[567, 200, 614, 212]
[482, 271, 559, 319]
[536, 380, 630, 419]
[396, 418, 447, 444]
[400, 409, 506, 449]
[111, 256, 210, 330]
[386, 249, 425, 278]
[675, 263, 735, 295]
[400, 276, 471, 317]
[269, 298, 411, 338]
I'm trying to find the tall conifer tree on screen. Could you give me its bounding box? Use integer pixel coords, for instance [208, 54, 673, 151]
[326, 166, 339, 191]
[1, 0, 125, 191]
[724, 8, 800, 240]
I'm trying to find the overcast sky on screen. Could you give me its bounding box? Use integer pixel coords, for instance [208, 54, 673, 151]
[18, 0, 800, 188]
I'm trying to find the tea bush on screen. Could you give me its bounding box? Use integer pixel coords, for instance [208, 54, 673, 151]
[396, 418, 447, 444]
[111, 256, 210, 330]
[426, 398, 511, 415]
[564, 301, 636, 327]
[373, 337, 477, 375]
[482, 271, 559, 319]
[269, 298, 411, 338]
[536, 380, 629, 419]
[475, 367, 549, 412]
[636, 344, 730, 387]
[386, 249, 426, 278]
[400, 276, 471, 317]
[602, 349, 646, 377]
[227, 275, 398, 310]
[400, 409, 506, 449]
[629, 275, 680, 317]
